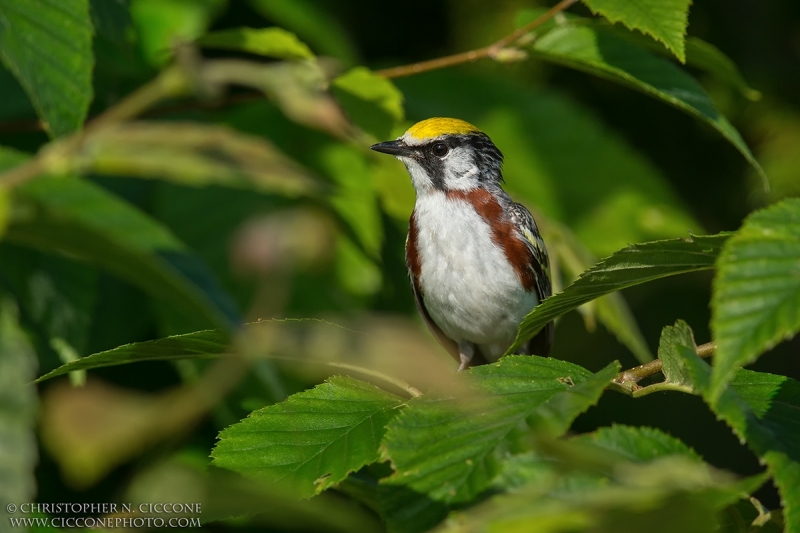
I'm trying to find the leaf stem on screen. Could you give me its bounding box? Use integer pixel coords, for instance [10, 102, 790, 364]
[610, 341, 716, 396]
[374, 0, 579, 79]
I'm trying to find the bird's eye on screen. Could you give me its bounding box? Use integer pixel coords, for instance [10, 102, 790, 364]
[431, 143, 449, 157]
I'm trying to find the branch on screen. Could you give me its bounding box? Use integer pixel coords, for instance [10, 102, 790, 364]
[375, 0, 579, 79]
[610, 341, 716, 396]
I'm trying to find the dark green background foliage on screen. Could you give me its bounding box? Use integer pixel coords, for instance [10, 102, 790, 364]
[1, 0, 799, 532]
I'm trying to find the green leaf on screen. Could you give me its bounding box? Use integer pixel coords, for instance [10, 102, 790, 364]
[582, 0, 691, 62]
[378, 485, 449, 533]
[0, 0, 94, 137]
[247, 0, 358, 63]
[509, 233, 730, 354]
[382, 357, 616, 504]
[530, 23, 765, 183]
[571, 424, 702, 462]
[678, 351, 800, 533]
[197, 27, 313, 60]
[79, 122, 321, 198]
[599, 26, 762, 100]
[438, 456, 748, 533]
[36, 328, 226, 382]
[546, 220, 653, 363]
[527, 361, 620, 436]
[127, 457, 382, 532]
[90, 0, 133, 45]
[9, 177, 239, 331]
[0, 188, 9, 239]
[0, 298, 38, 523]
[0, 147, 239, 333]
[332, 67, 405, 140]
[212, 376, 404, 498]
[658, 320, 698, 390]
[710, 198, 800, 401]
[130, 0, 224, 66]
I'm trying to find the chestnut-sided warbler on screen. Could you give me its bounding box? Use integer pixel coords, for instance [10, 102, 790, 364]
[371, 117, 553, 371]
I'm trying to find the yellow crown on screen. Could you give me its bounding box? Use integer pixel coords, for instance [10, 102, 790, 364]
[406, 117, 480, 140]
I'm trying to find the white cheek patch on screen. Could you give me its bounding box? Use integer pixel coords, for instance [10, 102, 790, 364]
[443, 147, 480, 190]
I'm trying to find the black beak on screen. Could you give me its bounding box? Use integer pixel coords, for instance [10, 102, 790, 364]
[370, 140, 414, 157]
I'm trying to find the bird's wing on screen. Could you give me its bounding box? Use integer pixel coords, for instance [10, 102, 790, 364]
[509, 202, 554, 355]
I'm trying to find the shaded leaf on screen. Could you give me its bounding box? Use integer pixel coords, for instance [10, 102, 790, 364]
[36, 328, 226, 382]
[0, 298, 37, 525]
[212, 376, 403, 498]
[90, 0, 132, 45]
[0, 148, 238, 333]
[571, 424, 702, 463]
[582, 0, 691, 62]
[198, 27, 313, 60]
[0, 188, 9, 239]
[0, 0, 94, 137]
[78, 121, 321, 198]
[530, 23, 765, 182]
[509, 233, 729, 354]
[599, 24, 762, 100]
[332, 67, 404, 140]
[378, 485, 448, 533]
[711, 198, 800, 401]
[546, 219, 653, 363]
[126, 457, 381, 532]
[382, 357, 616, 504]
[10, 177, 239, 330]
[437, 456, 746, 533]
[678, 350, 800, 533]
[37, 317, 458, 397]
[130, 0, 224, 66]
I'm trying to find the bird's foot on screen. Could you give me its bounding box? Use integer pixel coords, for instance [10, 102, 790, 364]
[457, 341, 474, 372]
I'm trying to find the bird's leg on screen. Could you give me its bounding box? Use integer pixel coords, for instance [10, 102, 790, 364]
[457, 341, 474, 372]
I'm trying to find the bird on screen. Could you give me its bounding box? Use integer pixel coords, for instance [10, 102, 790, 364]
[370, 117, 553, 371]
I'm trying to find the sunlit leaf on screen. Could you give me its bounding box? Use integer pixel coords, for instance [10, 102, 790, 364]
[212, 376, 404, 498]
[0, 298, 37, 521]
[0, 0, 94, 137]
[247, 0, 358, 63]
[382, 357, 617, 504]
[529, 23, 765, 183]
[198, 27, 313, 60]
[678, 349, 800, 533]
[332, 67, 404, 140]
[582, 0, 691, 62]
[658, 320, 698, 390]
[710, 198, 800, 401]
[509, 233, 729, 354]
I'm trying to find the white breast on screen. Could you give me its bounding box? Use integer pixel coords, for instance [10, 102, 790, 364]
[413, 192, 538, 361]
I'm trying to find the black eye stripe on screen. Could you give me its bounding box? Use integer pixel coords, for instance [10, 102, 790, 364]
[409, 133, 504, 190]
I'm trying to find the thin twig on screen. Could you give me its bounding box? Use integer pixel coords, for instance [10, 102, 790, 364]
[610, 341, 716, 396]
[375, 0, 579, 79]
